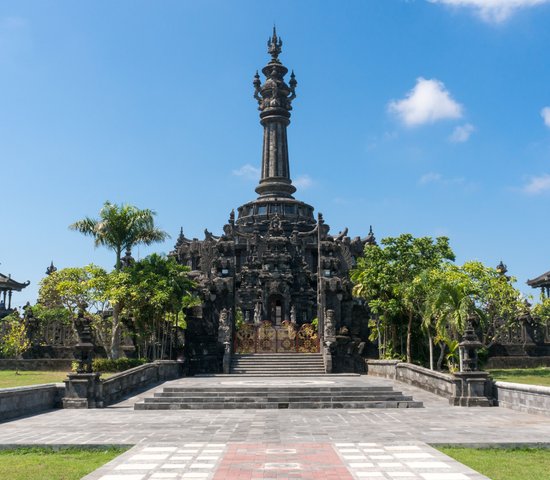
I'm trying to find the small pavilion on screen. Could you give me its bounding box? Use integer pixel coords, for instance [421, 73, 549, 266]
[527, 270, 550, 298]
[0, 272, 30, 319]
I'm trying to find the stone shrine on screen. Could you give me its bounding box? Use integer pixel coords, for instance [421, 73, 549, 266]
[172, 29, 374, 374]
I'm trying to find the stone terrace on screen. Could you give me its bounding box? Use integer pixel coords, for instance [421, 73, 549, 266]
[1, 375, 550, 479]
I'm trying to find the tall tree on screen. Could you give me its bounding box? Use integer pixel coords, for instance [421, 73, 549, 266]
[70, 202, 169, 357]
[70, 201, 169, 271]
[352, 234, 455, 363]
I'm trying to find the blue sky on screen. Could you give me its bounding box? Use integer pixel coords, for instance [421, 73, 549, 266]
[2, 0, 550, 307]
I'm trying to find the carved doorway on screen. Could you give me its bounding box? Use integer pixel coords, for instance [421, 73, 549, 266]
[268, 294, 284, 325]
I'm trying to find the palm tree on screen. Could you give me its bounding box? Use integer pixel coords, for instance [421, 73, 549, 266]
[70, 201, 170, 358]
[70, 201, 169, 271]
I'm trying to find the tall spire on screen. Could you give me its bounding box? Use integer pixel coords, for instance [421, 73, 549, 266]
[253, 27, 297, 199]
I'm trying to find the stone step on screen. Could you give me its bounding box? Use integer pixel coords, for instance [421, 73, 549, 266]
[230, 352, 326, 375]
[148, 395, 413, 403]
[134, 400, 423, 410]
[161, 386, 394, 393]
[231, 361, 324, 365]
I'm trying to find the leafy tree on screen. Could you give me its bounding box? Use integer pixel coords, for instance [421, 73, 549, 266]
[38, 265, 110, 315]
[1, 312, 31, 373]
[352, 234, 455, 363]
[38, 265, 113, 355]
[70, 201, 169, 358]
[533, 297, 550, 325]
[112, 254, 196, 359]
[423, 262, 523, 370]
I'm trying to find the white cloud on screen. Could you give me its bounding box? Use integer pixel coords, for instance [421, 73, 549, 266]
[450, 123, 475, 143]
[428, 0, 550, 23]
[293, 174, 313, 189]
[389, 78, 463, 127]
[419, 172, 473, 189]
[419, 172, 443, 185]
[521, 174, 550, 194]
[541, 107, 550, 128]
[232, 164, 260, 180]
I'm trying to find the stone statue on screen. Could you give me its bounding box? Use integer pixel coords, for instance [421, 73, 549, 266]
[254, 302, 262, 325]
[290, 305, 297, 324]
[325, 309, 336, 338]
[217, 308, 232, 345]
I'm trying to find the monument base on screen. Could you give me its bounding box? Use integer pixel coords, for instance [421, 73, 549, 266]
[62, 372, 103, 409]
[451, 371, 493, 407]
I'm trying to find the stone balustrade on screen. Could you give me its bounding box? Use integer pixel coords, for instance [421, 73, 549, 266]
[493, 381, 550, 417]
[0, 383, 64, 422]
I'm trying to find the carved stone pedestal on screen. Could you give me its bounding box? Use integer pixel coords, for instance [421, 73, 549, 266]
[451, 371, 493, 407]
[62, 372, 103, 409]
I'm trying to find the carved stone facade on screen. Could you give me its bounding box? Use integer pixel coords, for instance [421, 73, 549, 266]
[172, 29, 374, 373]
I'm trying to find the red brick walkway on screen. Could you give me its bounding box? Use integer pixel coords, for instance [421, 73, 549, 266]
[213, 443, 354, 480]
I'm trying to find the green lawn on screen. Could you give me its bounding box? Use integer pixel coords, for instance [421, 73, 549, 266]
[0, 447, 127, 480]
[0, 370, 69, 388]
[439, 447, 550, 480]
[488, 367, 550, 387]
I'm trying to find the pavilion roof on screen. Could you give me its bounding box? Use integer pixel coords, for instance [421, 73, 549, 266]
[527, 270, 550, 288]
[0, 273, 30, 291]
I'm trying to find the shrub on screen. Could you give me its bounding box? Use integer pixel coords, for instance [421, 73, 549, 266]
[90, 357, 147, 373]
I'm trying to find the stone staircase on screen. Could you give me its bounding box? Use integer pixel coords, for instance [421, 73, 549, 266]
[134, 383, 423, 410]
[230, 353, 326, 376]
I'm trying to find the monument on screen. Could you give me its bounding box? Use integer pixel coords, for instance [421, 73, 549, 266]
[171, 29, 375, 374]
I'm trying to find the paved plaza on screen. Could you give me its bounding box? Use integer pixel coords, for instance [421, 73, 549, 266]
[2, 375, 550, 479]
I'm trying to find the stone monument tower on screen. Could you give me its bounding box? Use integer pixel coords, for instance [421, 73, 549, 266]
[172, 29, 374, 373]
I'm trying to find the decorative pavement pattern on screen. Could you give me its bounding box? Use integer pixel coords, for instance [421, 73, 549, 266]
[83, 442, 488, 480]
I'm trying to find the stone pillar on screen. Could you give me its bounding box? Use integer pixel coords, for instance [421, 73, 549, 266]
[451, 316, 493, 407]
[63, 373, 103, 408]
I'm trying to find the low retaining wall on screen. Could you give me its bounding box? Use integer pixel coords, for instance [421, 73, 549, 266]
[100, 360, 181, 406]
[494, 381, 550, 417]
[0, 359, 73, 371]
[486, 356, 550, 369]
[367, 360, 456, 400]
[0, 383, 65, 422]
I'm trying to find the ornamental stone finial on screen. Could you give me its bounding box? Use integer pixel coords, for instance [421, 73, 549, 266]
[46, 261, 57, 276]
[267, 25, 283, 61]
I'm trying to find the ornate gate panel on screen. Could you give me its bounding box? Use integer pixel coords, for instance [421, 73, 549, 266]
[257, 321, 277, 353]
[277, 320, 297, 353]
[235, 323, 256, 354]
[296, 323, 319, 353]
[234, 322, 319, 353]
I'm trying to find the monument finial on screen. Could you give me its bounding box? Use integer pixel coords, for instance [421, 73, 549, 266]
[267, 25, 283, 61]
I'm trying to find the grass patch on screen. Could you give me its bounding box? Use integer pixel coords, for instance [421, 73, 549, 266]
[0, 371, 69, 388]
[488, 367, 550, 387]
[438, 447, 550, 480]
[0, 446, 127, 480]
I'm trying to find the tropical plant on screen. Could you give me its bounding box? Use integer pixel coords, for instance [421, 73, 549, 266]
[352, 234, 455, 363]
[70, 201, 170, 358]
[70, 201, 169, 270]
[1, 312, 31, 373]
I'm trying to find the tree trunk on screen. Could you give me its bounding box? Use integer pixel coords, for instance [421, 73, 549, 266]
[110, 303, 122, 359]
[428, 332, 434, 370]
[406, 310, 413, 363]
[437, 342, 446, 371]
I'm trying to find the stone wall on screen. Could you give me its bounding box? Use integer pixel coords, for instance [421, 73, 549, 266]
[485, 356, 550, 369]
[493, 381, 550, 417]
[0, 359, 73, 371]
[367, 360, 456, 399]
[100, 360, 181, 406]
[0, 384, 64, 422]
